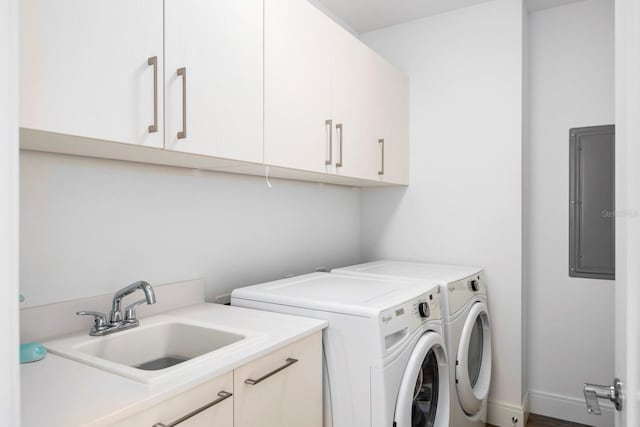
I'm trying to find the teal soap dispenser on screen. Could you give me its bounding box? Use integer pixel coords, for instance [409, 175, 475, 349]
[19, 294, 47, 363]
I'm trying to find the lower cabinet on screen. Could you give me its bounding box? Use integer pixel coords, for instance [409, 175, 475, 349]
[111, 331, 321, 427]
[234, 332, 322, 427]
[113, 372, 233, 427]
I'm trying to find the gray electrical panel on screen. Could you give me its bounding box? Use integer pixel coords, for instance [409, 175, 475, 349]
[569, 125, 615, 280]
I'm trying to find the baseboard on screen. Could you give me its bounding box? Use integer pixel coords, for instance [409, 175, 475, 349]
[487, 396, 528, 427]
[529, 390, 614, 427]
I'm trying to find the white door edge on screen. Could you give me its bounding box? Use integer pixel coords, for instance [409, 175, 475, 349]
[615, 0, 640, 425]
[0, 0, 20, 422]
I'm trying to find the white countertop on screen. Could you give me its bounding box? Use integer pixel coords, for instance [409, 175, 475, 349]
[21, 303, 327, 427]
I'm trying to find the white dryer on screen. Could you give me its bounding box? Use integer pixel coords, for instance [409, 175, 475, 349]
[334, 261, 492, 427]
[230, 272, 450, 427]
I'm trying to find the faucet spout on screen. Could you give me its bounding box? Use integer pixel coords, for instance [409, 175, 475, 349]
[140, 281, 157, 305]
[109, 281, 156, 323]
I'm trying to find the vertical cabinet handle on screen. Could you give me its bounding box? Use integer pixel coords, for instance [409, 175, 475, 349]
[152, 391, 232, 427]
[244, 358, 299, 385]
[325, 120, 333, 165]
[177, 67, 187, 139]
[148, 56, 158, 133]
[336, 124, 343, 168]
[378, 138, 385, 176]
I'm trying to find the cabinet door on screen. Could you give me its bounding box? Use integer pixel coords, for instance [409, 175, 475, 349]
[264, 0, 334, 173]
[377, 61, 410, 185]
[164, 0, 263, 163]
[20, 0, 163, 148]
[112, 372, 233, 427]
[234, 332, 322, 427]
[332, 34, 390, 181]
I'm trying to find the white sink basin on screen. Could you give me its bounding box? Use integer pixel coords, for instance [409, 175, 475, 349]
[45, 315, 261, 383]
[76, 322, 243, 369]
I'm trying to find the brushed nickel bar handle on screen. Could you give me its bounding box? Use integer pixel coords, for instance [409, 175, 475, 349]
[244, 358, 298, 386]
[378, 138, 385, 176]
[177, 67, 187, 139]
[325, 120, 333, 165]
[147, 56, 158, 133]
[152, 391, 232, 427]
[336, 124, 343, 168]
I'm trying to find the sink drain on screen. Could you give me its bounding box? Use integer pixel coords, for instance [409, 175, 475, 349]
[135, 355, 189, 371]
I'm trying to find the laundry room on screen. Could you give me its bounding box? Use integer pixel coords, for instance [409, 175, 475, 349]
[2, 0, 636, 427]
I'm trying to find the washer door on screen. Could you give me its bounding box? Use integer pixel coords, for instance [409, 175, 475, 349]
[395, 332, 450, 427]
[455, 302, 492, 416]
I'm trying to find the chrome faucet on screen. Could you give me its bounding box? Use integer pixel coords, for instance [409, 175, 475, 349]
[77, 281, 157, 336]
[109, 280, 156, 323]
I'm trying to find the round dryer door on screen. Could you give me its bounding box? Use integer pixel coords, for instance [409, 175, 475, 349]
[455, 302, 492, 416]
[395, 332, 450, 427]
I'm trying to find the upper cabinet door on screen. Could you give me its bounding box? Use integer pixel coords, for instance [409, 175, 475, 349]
[164, 0, 263, 163]
[20, 0, 163, 148]
[376, 59, 410, 185]
[331, 29, 409, 183]
[264, 0, 334, 173]
[332, 32, 386, 181]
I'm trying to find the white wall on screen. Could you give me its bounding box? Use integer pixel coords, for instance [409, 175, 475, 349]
[20, 151, 361, 307]
[359, 0, 525, 415]
[0, 0, 21, 422]
[527, 1, 615, 425]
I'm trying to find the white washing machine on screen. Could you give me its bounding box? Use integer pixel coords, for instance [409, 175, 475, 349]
[230, 272, 450, 427]
[334, 261, 492, 427]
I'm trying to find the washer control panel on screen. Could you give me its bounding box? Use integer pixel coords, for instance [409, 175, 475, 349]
[417, 301, 430, 318]
[410, 290, 440, 323]
[379, 287, 442, 352]
[379, 288, 441, 328]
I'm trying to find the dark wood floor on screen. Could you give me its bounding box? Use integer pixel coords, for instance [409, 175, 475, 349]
[490, 414, 593, 427]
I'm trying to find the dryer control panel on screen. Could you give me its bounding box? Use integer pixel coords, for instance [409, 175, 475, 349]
[447, 270, 486, 316]
[379, 288, 442, 352]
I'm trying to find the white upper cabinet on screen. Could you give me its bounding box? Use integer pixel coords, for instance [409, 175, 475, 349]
[264, 0, 409, 183]
[20, 0, 164, 148]
[264, 0, 334, 174]
[377, 59, 410, 185]
[332, 29, 383, 181]
[20, 0, 409, 187]
[164, 0, 263, 163]
[333, 35, 409, 184]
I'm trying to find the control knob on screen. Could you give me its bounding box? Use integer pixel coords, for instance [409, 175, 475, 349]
[470, 279, 479, 292]
[418, 302, 430, 318]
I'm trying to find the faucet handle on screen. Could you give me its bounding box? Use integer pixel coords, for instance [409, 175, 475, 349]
[124, 299, 148, 322]
[77, 311, 108, 331]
